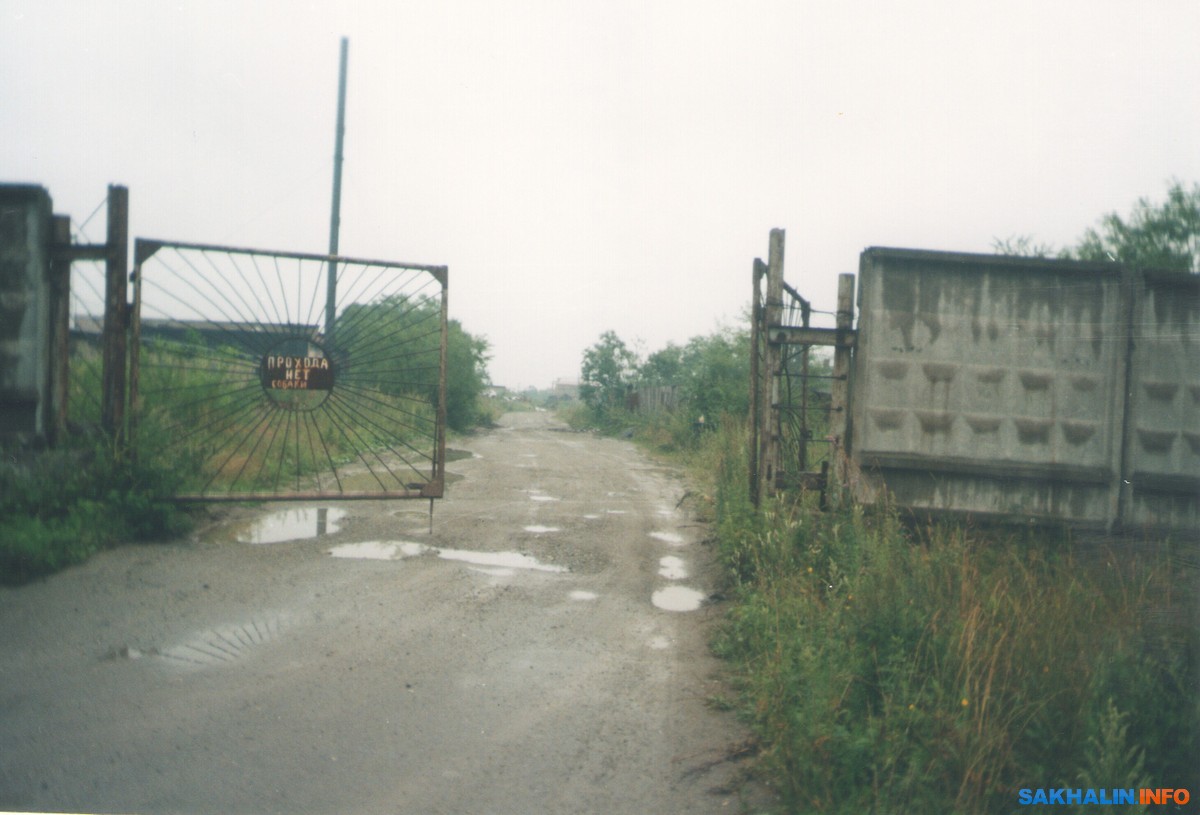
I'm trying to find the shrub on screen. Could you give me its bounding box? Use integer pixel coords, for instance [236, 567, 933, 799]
[0, 438, 189, 584]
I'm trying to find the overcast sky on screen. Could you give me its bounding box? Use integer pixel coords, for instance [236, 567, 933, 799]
[4, 1, 1199, 389]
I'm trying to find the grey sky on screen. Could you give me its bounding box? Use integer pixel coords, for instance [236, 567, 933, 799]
[4, 1, 1199, 389]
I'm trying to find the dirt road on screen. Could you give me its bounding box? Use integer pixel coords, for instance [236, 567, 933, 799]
[0, 411, 764, 814]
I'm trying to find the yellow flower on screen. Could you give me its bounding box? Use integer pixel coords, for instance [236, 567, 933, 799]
[961, 698, 969, 707]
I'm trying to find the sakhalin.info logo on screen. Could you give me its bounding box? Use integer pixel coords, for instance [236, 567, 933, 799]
[1018, 788, 1190, 806]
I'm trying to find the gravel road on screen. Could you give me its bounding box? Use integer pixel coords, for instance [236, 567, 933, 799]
[0, 411, 767, 814]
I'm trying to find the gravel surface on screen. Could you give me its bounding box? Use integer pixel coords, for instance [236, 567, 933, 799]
[0, 411, 770, 814]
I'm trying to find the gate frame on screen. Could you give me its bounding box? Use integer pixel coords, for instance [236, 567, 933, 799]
[129, 238, 449, 502]
[749, 229, 857, 507]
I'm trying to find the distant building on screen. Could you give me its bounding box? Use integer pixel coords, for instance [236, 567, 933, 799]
[552, 377, 579, 400]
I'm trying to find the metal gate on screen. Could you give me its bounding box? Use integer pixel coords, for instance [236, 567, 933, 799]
[749, 229, 856, 507]
[130, 239, 448, 501]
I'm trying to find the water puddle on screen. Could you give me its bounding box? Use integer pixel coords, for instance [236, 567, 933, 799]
[649, 531, 685, 545]
[328, 541, 566, 573]
[658, 556, 688, 580]
[523, 525, 560, 534]
[329, 541, 430, 560]
[238, 507, 347, 543]
[156, 615, 287, 669]
[569, 590, 598, 601]
[437, 548, 567, 573]
[651, 586, 706, 612]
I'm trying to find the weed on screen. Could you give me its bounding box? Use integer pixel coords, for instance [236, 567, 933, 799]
[702, 420, 1198, 814]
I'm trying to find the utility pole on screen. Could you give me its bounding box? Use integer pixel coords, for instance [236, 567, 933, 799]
[325, 36, 348, 343]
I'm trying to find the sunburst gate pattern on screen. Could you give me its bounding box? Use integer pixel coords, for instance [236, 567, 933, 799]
[130, 240, 447, 501]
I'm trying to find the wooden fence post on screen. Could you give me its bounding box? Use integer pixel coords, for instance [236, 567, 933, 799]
[757, 229, 785, 502]
[101, 185, 128, 442]
[829, 272, 855, 503]
[48, 215, 72, 446]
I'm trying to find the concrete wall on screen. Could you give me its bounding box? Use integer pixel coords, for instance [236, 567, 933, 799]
[851, 247, 1198, 533]
[1122, 271, 1200, 531]
[0, 185, 53, 437]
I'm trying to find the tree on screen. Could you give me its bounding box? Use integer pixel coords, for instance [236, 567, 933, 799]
[335, 294, 491, 433]
[579, 331, 638, 414]
[1072, 181, 1200, 273]
[639, 343, 684, 386]
[442, 320, 491, 432]
[993, 181, 1200, 274]
[677, 329, 750, 423]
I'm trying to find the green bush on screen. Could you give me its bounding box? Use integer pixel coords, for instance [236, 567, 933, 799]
[0, 439, 190, 585]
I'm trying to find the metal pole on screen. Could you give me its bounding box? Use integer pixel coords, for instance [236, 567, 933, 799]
[326, 36, 348, 343]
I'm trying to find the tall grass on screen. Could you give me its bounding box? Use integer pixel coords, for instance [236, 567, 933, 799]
[704, 420, 1198, 814]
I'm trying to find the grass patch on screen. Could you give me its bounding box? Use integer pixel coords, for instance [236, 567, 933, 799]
[0, 437, 191, 585]
[697, 420, 1198, 814]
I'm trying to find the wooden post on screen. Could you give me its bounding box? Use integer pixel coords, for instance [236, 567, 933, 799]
[101, 184, 128, 442]
[749, 258, 765, 506]
[829, 272, 855, 502]
[48, 215, 72, 446]
[758, 229, 785, 502]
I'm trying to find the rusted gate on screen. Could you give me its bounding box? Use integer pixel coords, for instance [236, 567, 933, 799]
[749, 229, 856, 506]
[129, 239, 448, 502]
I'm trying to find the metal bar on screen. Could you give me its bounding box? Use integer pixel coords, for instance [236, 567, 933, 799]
[781, 280, 811, 311]
[136, 238, 447, 280]
[171, 489, 436, 503]
[435, 283, 448, 487]
[52, 244, 108, 262]
[769, 325, 857, 348]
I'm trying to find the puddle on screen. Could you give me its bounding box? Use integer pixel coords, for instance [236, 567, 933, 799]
[438, 548, 567, 572]
[523, 525, 560, 534]
[328, 541, 431, 560]
[649, 531, 685, 545]
[238, 507, 347, 543]
[328, 541, 566, 573]
[157, 615, 286, 668]
[651, 586, 706, 612]
[658, 556, 688, 580]
[569, 590, 598, 601]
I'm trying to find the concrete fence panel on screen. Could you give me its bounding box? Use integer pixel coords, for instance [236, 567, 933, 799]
[851, 247, 1197, 533]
